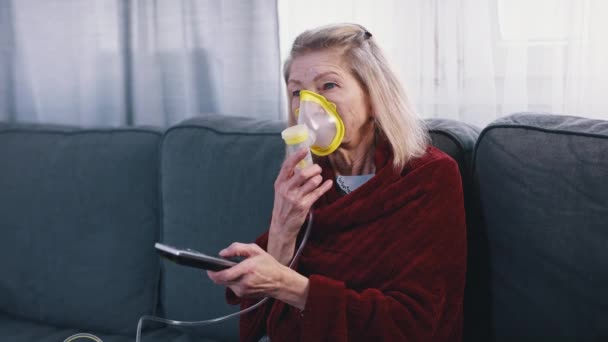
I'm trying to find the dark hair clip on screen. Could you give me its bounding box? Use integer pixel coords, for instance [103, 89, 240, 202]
[364, 31, 372, 39]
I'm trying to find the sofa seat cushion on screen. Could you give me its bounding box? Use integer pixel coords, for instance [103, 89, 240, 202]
[0, 313, 221, 342]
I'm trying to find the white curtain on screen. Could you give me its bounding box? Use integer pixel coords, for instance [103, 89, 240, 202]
[0, 0, 282, 126]
[2, 1, 606, 127]
[279, 0, 608, 127]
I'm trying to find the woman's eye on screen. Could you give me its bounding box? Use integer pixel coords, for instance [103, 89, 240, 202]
[323, 82, 337, 90]
[292, 90, 300, 97]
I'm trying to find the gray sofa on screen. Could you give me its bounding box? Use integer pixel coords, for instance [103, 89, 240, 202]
[0, 113, 606, 342]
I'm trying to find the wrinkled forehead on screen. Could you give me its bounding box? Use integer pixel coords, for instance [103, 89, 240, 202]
[288, 50, 349, 83]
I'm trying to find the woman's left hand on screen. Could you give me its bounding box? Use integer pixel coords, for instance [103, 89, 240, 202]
[207, 242, 309, 310]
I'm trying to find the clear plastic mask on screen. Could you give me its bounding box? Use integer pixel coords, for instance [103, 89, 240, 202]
[295, 90, 345, 156]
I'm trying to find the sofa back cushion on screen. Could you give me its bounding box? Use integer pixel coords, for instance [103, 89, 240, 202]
[159, 116, 480, 340]
[0, 124, 161, 335]
[474, 113, 608, 340]
[159, 116, 285, 341]
[426, 118, 486, 341]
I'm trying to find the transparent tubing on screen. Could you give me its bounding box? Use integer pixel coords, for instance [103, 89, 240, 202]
[135, 212, 314, 342]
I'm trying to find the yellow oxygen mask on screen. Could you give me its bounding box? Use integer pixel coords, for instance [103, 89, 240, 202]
[294, 90, 345, 156]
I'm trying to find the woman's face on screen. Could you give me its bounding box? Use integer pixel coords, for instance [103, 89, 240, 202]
[287, 50, 374, 149]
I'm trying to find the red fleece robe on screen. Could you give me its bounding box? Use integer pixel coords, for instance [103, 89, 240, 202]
[227, 139, 467, 342]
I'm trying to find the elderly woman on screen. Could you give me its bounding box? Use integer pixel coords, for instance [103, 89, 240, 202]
[208, 23, 467, 342]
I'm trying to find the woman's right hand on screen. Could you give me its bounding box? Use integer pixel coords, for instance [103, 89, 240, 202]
[268, 148, 333, 264]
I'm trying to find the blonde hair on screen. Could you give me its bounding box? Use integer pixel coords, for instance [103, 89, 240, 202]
[283, 23, 429, 170]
